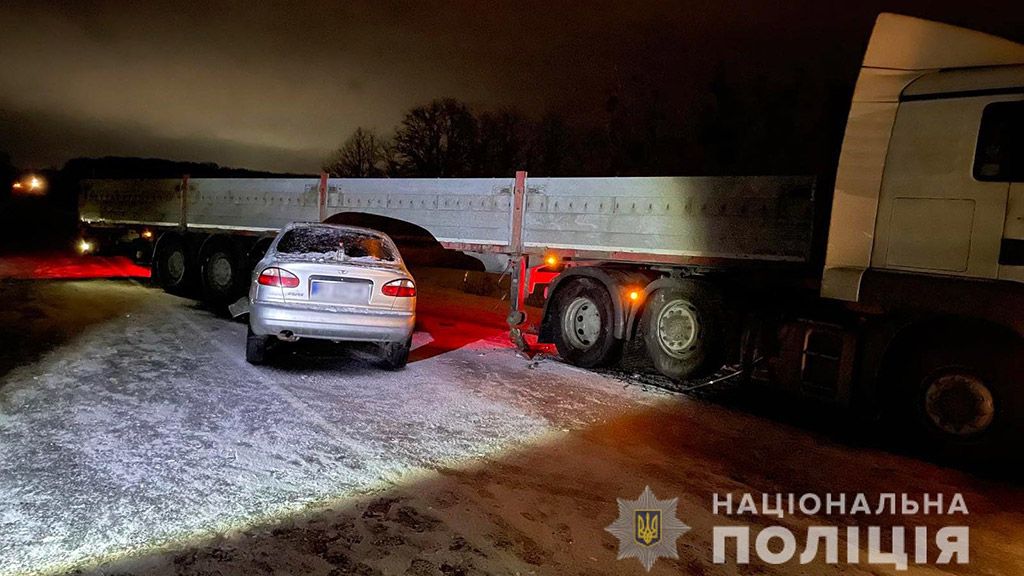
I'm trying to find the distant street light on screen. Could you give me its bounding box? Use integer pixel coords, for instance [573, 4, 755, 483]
[12, 174, 46, 195]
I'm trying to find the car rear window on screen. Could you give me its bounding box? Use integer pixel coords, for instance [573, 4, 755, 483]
[275, 227, 398, 262]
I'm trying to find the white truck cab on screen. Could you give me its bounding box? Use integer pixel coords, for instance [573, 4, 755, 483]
[824, 13, 1024, 299]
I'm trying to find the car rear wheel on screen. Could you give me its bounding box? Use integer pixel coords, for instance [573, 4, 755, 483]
[246, 325, 273, 365]
[380, 338, 411, 370]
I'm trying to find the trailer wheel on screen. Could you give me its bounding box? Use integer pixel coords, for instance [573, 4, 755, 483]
[892, 330, 1022, 461]
[551, 278, 622, 367]
[641, 281, 725, 380]
[201, 244, 242, 304]
[154, 234, 192, 294]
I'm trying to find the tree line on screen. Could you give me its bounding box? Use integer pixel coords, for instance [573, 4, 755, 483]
[323, 98, 580, 178]
[323, 70, 848, 180]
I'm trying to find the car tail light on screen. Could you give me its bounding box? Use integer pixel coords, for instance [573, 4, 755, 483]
[382, 278, 416, 297]
[258, 267, 300, 288]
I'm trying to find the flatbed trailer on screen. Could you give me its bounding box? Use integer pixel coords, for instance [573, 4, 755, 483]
[80, 174, 816, 264]
[80, 172, 816, 340]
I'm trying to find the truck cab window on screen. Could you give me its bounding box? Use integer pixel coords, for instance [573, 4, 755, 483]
[974, 100, 1024, 182]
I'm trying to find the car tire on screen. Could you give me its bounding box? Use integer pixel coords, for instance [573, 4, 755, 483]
[380, 337, 411, 370]
[551, 277, 622, 368]
[246, 325, 273, 365]
[641, 281, 725, 381]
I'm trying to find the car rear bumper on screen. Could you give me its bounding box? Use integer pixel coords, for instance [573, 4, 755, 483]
[250, 301, 415, 343]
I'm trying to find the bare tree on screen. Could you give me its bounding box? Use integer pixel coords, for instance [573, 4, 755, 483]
[323, 127, 390, 177]
[394, 98, 477, 177]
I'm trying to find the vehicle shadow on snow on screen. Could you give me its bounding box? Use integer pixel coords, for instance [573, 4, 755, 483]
[61, 401, 1024, 576]
[262, 340, 395, 373]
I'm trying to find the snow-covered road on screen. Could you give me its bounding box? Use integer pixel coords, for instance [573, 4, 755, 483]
[0, 278, 666, 575]
[1, 275, 1023, 576]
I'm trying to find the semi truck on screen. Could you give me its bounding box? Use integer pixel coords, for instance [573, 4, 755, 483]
[79, 14, 1024, 458]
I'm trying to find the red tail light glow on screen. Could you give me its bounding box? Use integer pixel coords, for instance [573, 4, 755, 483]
[382, 278, 416, 297]
[258, 267, 300, 288]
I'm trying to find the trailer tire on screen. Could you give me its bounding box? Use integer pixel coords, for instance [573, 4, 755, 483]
[154, 234, 192, 294]
[246, 325, 273, 365]
[201, 243, 243, 304]
[891, 329, 1022, 462]
[641, 282, 725, 381]
[551, 278, 622, 368]
[380, 337, 411, 370]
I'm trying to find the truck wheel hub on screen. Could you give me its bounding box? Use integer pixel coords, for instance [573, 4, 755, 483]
[209, 254, 233, 288]
[563, 297, 601, 350]
[166, 250, 186, 282]
[924, 373, 995, 437]
[657, 300, 698, 358]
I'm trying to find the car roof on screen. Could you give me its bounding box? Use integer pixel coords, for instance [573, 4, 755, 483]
[282, 222, 391, 238]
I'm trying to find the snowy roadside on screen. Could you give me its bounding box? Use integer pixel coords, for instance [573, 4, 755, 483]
[0, 278, 662, 575]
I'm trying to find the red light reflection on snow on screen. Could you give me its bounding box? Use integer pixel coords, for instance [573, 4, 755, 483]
[409, 299, 551, 363]
[0, 254, 151, 280]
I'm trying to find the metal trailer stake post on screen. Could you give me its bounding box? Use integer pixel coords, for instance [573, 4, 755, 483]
[318, 172, 329, 222]
[508, 171, 531, 354]
[178, 174, 190, 229]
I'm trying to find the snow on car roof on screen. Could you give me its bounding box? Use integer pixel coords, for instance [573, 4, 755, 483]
[282, 222, 391, 239]
[273, 223, 400, 263]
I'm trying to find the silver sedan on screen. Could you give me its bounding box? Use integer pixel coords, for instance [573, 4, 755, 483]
[246, 223, 416, 368]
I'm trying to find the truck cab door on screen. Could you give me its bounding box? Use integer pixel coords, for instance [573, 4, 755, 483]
[871, 96, 1022, 279]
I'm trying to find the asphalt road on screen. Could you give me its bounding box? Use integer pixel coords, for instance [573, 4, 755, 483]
[1, 260, 1023, 576]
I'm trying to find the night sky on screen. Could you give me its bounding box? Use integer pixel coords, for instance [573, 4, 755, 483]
[1, 0, 1023, 174]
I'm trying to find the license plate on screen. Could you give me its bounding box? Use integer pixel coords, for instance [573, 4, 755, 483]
[310, 280, 371, 304]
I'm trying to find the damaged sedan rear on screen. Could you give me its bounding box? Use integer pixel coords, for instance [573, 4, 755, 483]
[246, 223, 416, 368]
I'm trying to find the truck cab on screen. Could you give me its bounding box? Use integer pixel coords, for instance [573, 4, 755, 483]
[810, 14, 1024, 457]
[537, 14, 1024, 460]
[824, 15, 1024, 299]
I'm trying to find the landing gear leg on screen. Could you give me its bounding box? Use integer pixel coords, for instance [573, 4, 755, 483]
[508, 255, 532, 357]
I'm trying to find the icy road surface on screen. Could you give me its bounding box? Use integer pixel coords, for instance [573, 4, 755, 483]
[1, 271, 1024, 576]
